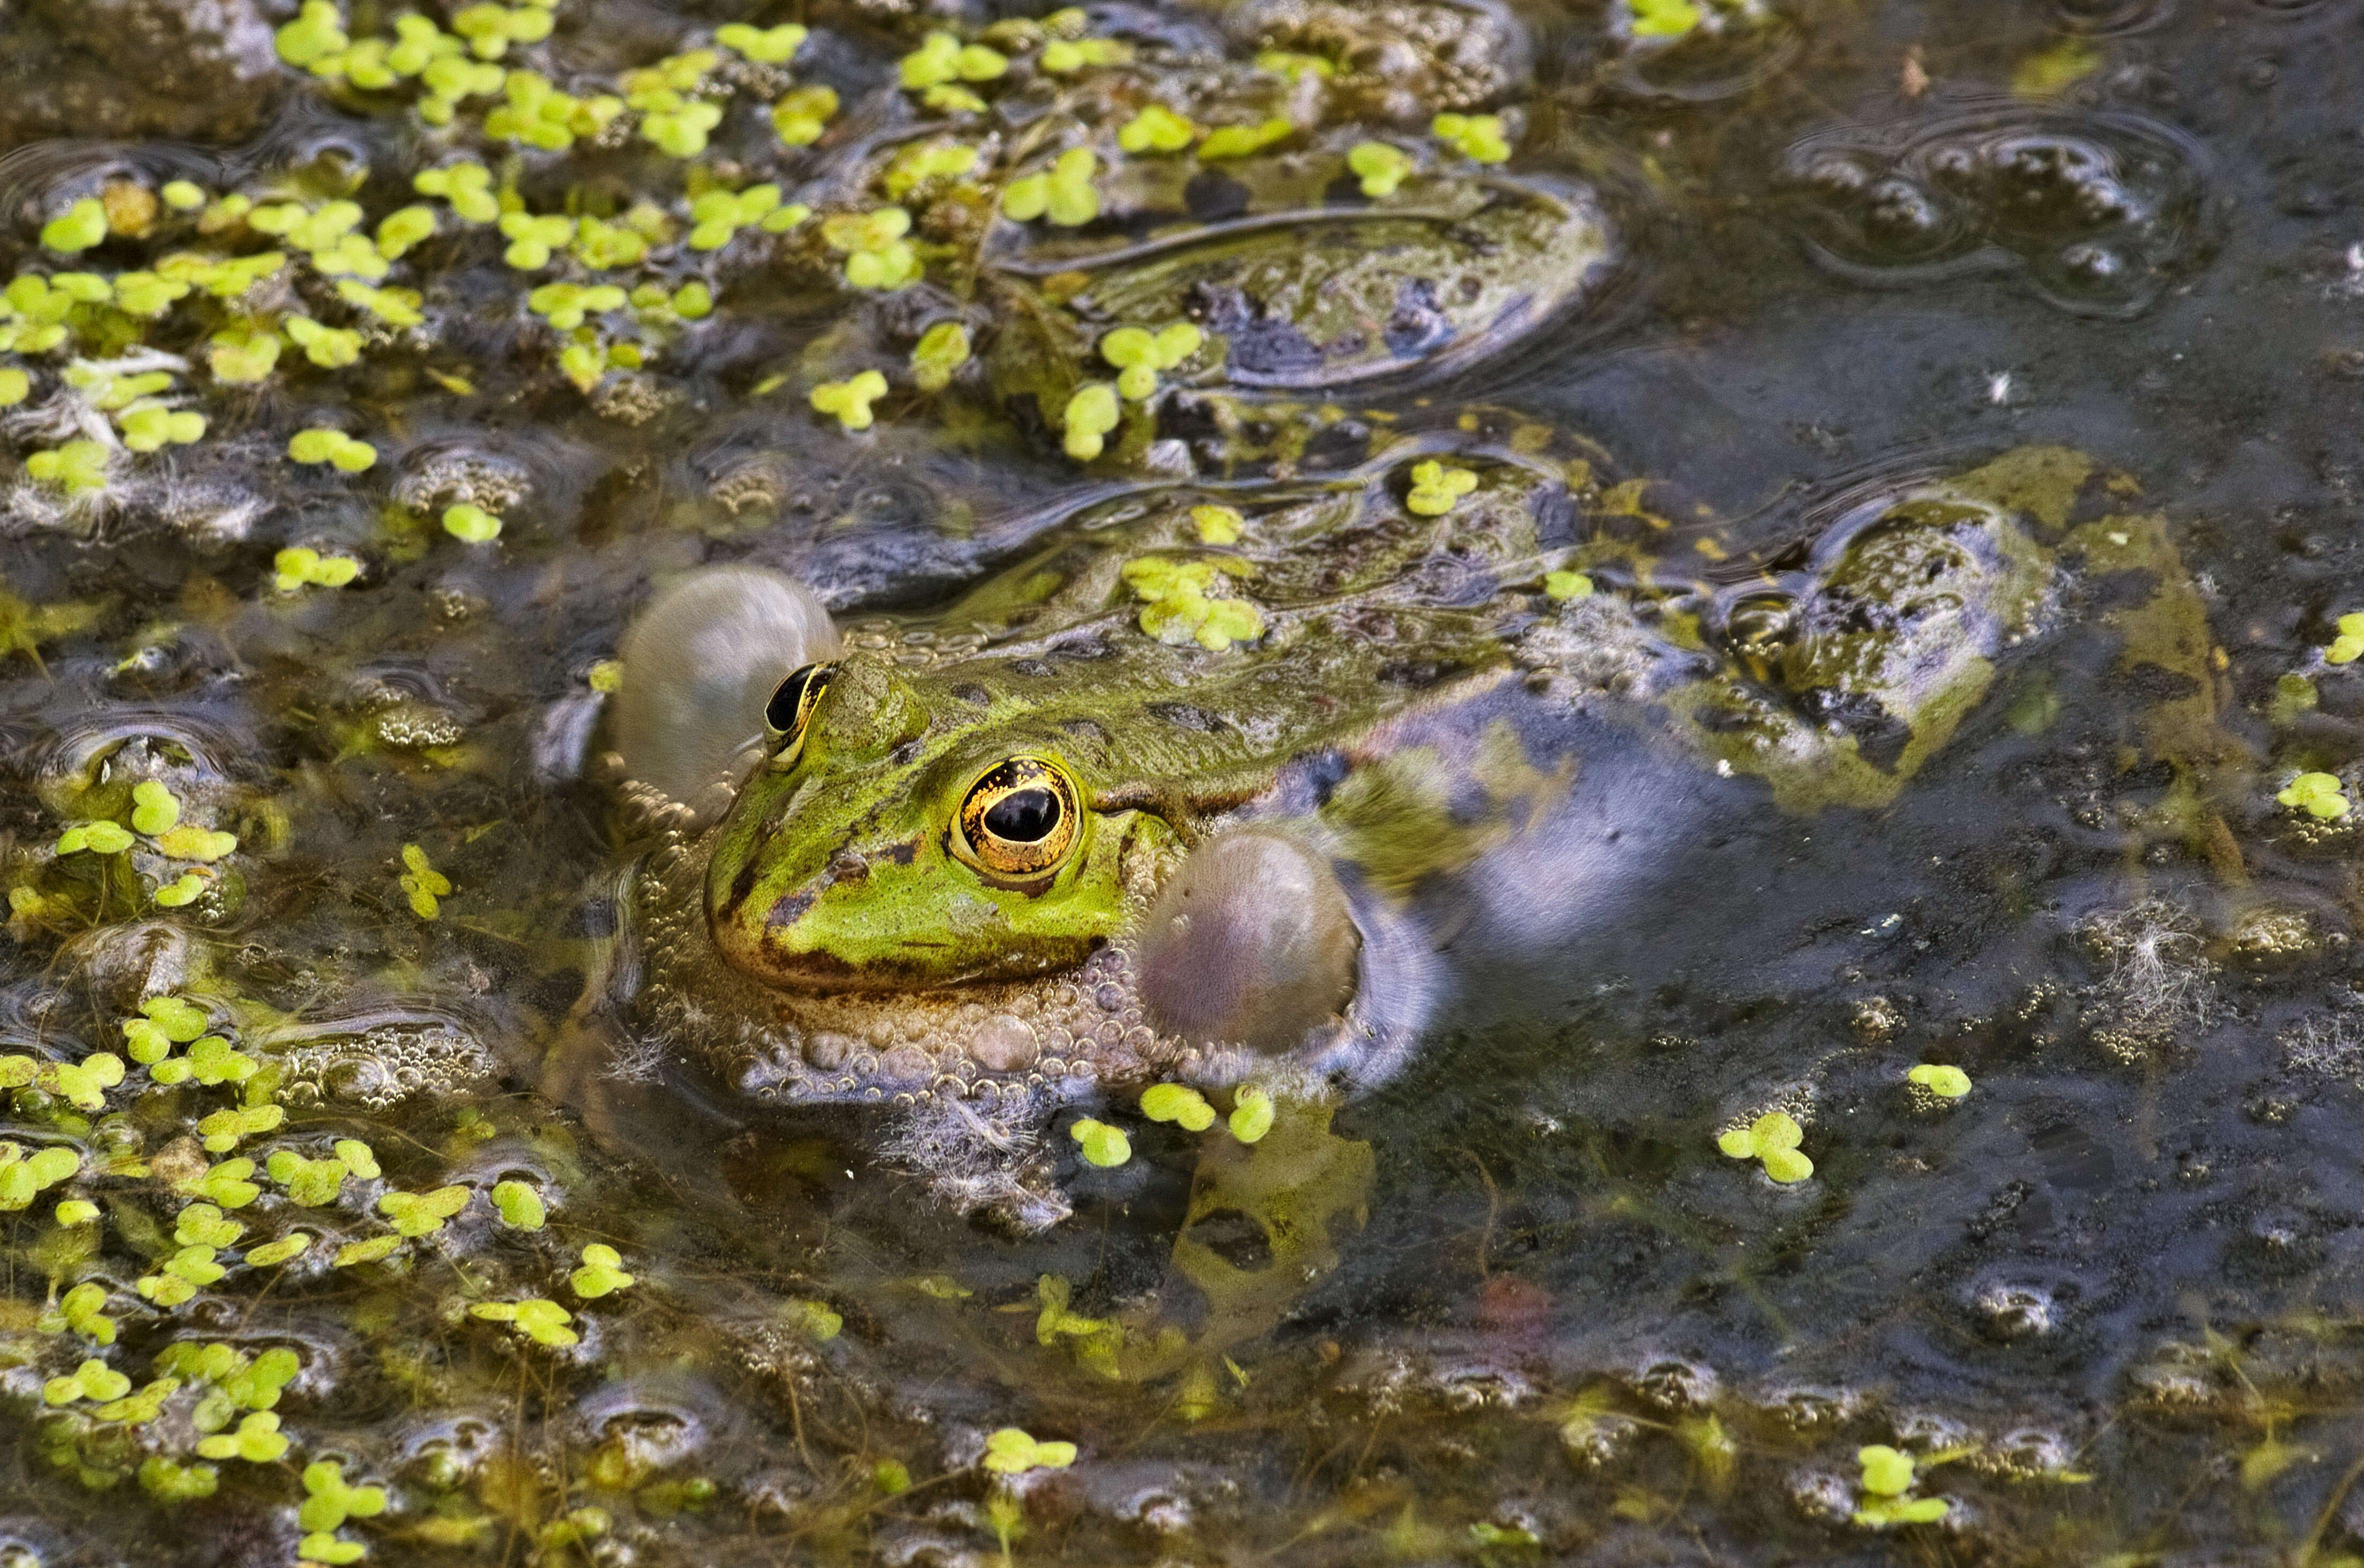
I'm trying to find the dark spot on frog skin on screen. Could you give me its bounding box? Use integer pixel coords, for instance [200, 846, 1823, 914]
[890, 740, 925, 767]
[881, 836, 921, 866]
[1531, 484, 1576, 547]
[1009, 659, 1055, 678]
[2122, 664, 2203, 703]
[1385, 278, 1456, 358]
[1147, 702, 1226, 732]
[1378, 658, 1470, 688]
[1051, 636, 1113, 660]
[1184, 169, 1252, 222]
[719, 857, 760, 924]
[1059, 717, 1111, 746]
[1185, 281, 1325, 380]
[1300, 420, 1375, 472]
[764, 885, 820, 933]
[951, 683, 992, 706]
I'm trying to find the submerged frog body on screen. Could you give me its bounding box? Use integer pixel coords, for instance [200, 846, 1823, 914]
[606, 441, 2195, 1223]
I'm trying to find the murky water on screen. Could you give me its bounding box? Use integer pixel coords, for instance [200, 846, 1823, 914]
[2, 0, 2363, 1563]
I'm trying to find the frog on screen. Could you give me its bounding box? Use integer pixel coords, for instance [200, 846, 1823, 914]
[596, 436, 2232, 1231]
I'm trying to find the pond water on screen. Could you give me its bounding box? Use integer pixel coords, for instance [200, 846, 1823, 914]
[2, 0, 2362, 1563]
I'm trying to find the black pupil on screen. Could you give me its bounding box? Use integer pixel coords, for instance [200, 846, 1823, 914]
[767, 665, 821, 732]
[982, 787, 1060, 843]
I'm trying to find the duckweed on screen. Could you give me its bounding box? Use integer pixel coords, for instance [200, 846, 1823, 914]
[983, 1428, 1077, 1475]
[53, 1198, 100, 1227]
[1002, 148, 1099, 227]
[442, 504, 502, 543]
[910, 322, 972, 392]
[1433, 112, 1512, 164]
[1908, 1063, 1973, 1098]
[1199, 117, 1293, 159]
[1718, 1111, 1813, 1183]
[179, 1159, 261, 1208]
[1120, 557, 1266, 650]
[770, 84, 837, 146]
[1191, 504, 1244, 545]
[399, 842, 454, 915]
[1349, 141, 1414, 197]
[1854, 1444, 1951, 1527]
[137, 1245, 227, 1306]
[1142, 1082, 1218, 1131]
[1631, 0, 1706, 37]
[413, 162, 501, 224]
[717, 21, 806, 63]
[26, 441, 114, 499]
[128, 780, 179, 836]
[883, 142, 981, 201]
[174, 1203, 244, 1248]
[300, 1461, 389, 1533]
[1407, 460, 1480, 516]
[333, 1234, 401, 1267]
[45, 1358, 132, 1406]
[273, 548, 363, 592]
[151, 1035, 255, 1087]
[491, 1179, 547, 1229]
[43, 1282, 116, 1343]
[569, 1242, 636, 1297]
[1060, 382, 1122, 460]
[1100, 323, 1203, 401]
[2326, 612, 2364, 664]
[0, 1143, 81, 1209]
[244, 1233, 311, 1267]
[2278, 771, 2351, 820]
[812, 371, 889, 432]
[194, 1411, 288, 1463]
[197, 1105, 284, 1153]
[900, 32, 1008, 92]
[687, 184, 791, 250]
[1119, 106, 1198, 154]
[378, 1183, 470, 1236]
[138, 1459, 219, 1501]
[1545, 569, 1596, 600]
[822, 207, 920, 290]
[1229, 1085, 1276, 1143]
[784, 1298, 843, 1341]
[42, 199, 109, 255]
[1069, 1118, 1132, 1166]
[498, 212, 575, 270]
[471, 1296, 579, 1346]
[1042, 36, 1130, 72]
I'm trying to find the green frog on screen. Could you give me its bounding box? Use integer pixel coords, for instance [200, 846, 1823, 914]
[599, 438, 2227, 1228]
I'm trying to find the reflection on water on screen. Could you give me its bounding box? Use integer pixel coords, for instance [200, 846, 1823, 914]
[0, 0, 2362, 1561]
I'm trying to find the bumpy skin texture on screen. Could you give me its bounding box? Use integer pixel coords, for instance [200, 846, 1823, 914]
[622, 443, 2118, 1119]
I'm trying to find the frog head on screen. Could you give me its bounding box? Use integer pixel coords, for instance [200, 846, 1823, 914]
[702, 651, 1175, 991]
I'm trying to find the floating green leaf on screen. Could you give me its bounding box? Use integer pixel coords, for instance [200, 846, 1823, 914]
[1348, 142, 1414, 197]
[1407, 460, 1480, 516]
[2279, 771, 2351, 820]
[1142, 1082, 1217, 1131]
[570, 1242, 635, 1297]
[982, 1427, 1077, 1475]
[1069, 1118, 1131, 1167]
[1717, 1110, 1813, 1183]
[1228, 1085, 1275, 1144]
[1907, 1063, 1972, 1098]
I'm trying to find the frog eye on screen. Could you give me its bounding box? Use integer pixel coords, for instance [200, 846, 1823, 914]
[765, 661, 835, 767]
[953, 757, 1080, 880]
